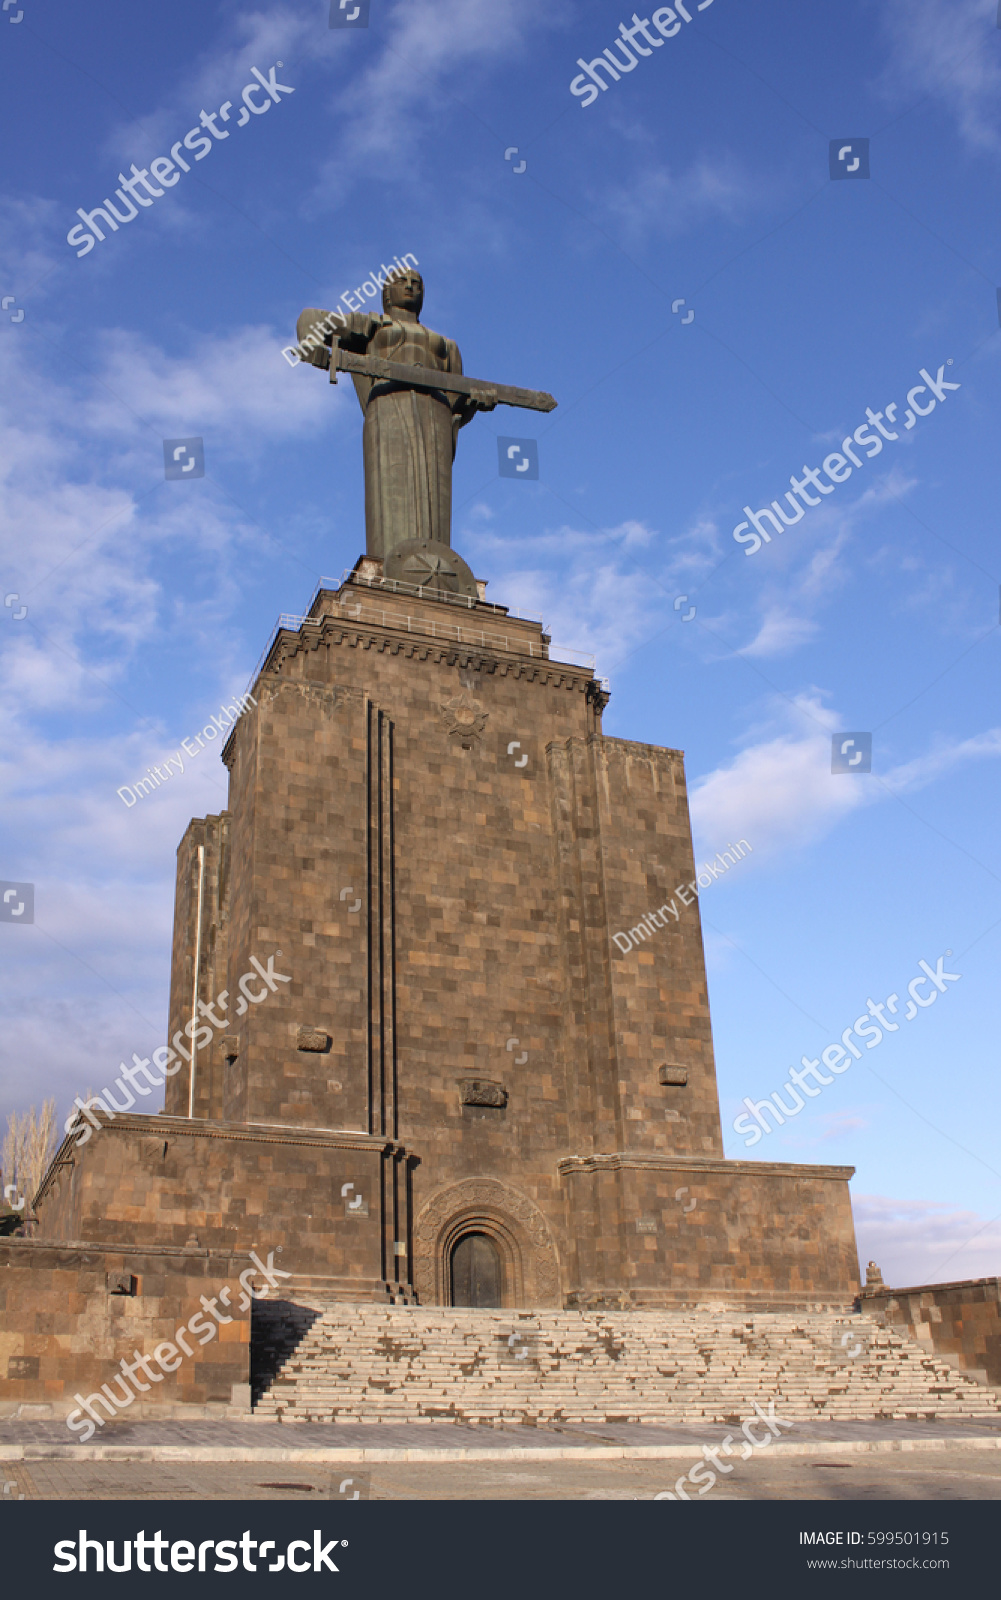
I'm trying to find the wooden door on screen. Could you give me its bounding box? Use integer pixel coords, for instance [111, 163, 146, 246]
[450, 1232, 502, 1307]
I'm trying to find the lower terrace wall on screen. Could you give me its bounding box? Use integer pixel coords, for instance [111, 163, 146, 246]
[31, 1112, 408, 1297]
[559, 1154, 861, 1309]
[862, 1276, 1001, 1388]
[0, 1239, 256, 1425]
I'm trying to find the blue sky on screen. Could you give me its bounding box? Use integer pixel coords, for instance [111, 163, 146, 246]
[1, 0, 1000, 1287]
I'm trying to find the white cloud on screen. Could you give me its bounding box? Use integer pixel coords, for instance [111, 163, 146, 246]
[80, 324, 335, 447]
[98, 5, 315, 174]
[0, 319, 334, 719]
[877, 0, 1001, 154]
[739, 609, 819, 658]
[853, 1192, 1001, 1287]
[0, 195, 62, 294]
[494, 553, 662, 674]
[460, 511, 721, 676]
[736, 466, 919, 584]
[0, 708, 240, 1129]
[718, 466, 935, 662]
[0, 304, 335, 1125]
[596, 153, 773, 245]
[689, 692, 866, 860]
[688, 690, 1001, 863]
[881, 728, 1001, 795]
[29, 8, 322, 274]
[312, 0, 571, 201]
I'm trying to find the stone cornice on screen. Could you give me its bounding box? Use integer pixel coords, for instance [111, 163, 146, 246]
[0, 1237, 251, 1264]
[161, 1113, 397, 1150]
[105, 1112, 397, 1150]
[862, 1276, 1000, 1299]
[600, 735, 684, 761]
[557, 1152, 855, 1181]
[260, 617, 599, 698]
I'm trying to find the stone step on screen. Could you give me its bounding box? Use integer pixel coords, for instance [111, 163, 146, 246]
[252, 1304, 1000, 1426]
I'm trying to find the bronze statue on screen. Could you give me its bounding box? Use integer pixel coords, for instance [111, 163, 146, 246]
[296, 270, 555, 594]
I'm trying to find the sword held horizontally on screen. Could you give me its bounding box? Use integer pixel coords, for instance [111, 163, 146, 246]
[321, 344, 557, 414]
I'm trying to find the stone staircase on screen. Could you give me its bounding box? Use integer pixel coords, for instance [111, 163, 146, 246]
[253, 1303, 1001, 1426]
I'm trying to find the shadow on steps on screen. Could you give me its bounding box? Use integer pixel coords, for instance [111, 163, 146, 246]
[251, 1299, 322, 1408]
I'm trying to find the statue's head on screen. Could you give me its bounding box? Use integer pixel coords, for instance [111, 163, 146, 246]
[384, 267, 423, 318]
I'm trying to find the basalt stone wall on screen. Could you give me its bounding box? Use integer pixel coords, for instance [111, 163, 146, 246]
[185, 585, 728, 1279]
[185, 588, 613, 1300]
[559, 1154, 860, 1309]
[142, 576, 862, 1310]
[591, 737, 725, 1158]
[212, 591, 610, 1172]
[0, 1239, 251, 1421]
[31, 1113, 411, 1297]
[862, 1277, 1001, 1387]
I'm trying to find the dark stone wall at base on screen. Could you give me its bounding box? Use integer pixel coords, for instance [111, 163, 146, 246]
[560, 1154, 859, 1307]
[32, 1113, 413, 1299]
[0, 1239, 253, 1420]
[862, 1276, 1001, 1387]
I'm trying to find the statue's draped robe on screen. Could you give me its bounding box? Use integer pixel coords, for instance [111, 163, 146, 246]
[331, 311, 464, 561]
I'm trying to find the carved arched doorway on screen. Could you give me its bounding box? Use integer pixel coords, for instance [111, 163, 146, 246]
[413, 1178, 562, 1307]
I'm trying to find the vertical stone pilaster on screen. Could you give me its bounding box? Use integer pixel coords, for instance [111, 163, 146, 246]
[595, 739, 724, 1157]
[547, 735, 623, 1301]
[166, 812, 231, 1121]
[366, 702, 397, 1140]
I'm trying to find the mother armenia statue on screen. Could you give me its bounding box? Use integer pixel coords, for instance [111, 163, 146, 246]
[295, 268, 555, 596]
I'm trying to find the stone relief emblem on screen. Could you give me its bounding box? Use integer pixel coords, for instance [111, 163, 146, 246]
[458, 1079, 508, 1108]
[437, 691, 488, 747]
[297, 1026, 331, 1052]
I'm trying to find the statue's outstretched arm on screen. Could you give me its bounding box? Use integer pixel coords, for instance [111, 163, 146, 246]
[295, 308, 383, 365]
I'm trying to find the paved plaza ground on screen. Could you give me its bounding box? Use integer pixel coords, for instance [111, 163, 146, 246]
[3, 1448, 1001, 1501]
[4, 1416, 1000, 1501]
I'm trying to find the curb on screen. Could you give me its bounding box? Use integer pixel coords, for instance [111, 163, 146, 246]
[3, 1436, 1001, 1465]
